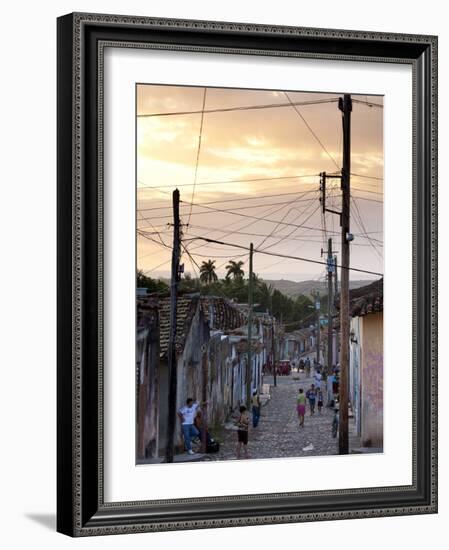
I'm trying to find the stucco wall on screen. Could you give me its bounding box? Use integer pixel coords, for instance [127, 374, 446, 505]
[360, 312, 383, 448]
[136, 308, 160, 460]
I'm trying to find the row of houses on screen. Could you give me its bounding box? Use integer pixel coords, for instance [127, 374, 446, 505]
[136, 293, 274, 461]
[281, 327, 316, 362]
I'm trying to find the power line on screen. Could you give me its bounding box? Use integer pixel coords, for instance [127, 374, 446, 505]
[259, 201, 322, 252]
[181, 242, 201, 277]
[350, 199, 383, 261]
[351, 194, 383, 204]
[142, 198, 320, 221]
[137, 173, 320, 191]
[184, 194, 300, 269]
[142, 258, 172, 274]
[352, 186, 383, 196]
[187, 87, 207, 227]
[176, 199, 342, 234]
[185, 250, 249, 260]
[352, 99, 384, 109]
[184, 236, 383, 277]
[183, 224, 381, 244]
[137, 211, 169, 247]
[137, 189, 318, 212]
[351, 173, 383, 181]
[137, 97, 340, 118]
[285, 92, 340, 171]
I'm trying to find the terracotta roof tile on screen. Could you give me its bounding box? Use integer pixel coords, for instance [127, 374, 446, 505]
[200, 296, 247, 332]
[349, 278, 383, 317]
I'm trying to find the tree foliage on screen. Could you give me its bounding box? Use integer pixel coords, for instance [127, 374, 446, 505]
[137, 265, 318, 331]
[199, 260, 218, 284]
[137, 270, 169, 294]
[225, 260, 244, 281]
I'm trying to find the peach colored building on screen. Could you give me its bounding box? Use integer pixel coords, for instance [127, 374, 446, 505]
[349, 279, 383, 449]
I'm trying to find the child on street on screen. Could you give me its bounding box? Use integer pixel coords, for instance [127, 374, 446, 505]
[296, 388, 306, 427]
[306, 384, 317, 415]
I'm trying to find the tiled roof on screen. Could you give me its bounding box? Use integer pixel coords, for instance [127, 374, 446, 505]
[349, 278, 383, 317]
[158, 295, 200, 358]
[154, 295, 248, 358]
[235, 339, 264, 354]
[136, 295, 159, 330]
[200, 296, 247, 332]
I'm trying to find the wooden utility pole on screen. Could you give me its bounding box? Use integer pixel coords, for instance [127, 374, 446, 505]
[201, 348, 208, 454]
[271, 319, 277, 387]
[327, 238, 333, 376]
[165, 189, 181, 463]
[246, 242, 254, 408]
[334, 254, 339, 366]
[334, 255, 339, 297]
[313, 290, 321, 365]
[338, 94, 352, 455]
[270, 294, 277, 387]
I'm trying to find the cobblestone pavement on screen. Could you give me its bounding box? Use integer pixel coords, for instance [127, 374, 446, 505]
[209, 373, 339, 461]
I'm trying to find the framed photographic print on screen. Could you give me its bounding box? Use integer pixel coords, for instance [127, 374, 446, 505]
[57, 12, 438, 536]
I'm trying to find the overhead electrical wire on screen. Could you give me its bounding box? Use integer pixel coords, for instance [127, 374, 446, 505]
[137, 173, 320, 191]
[254, 191, 320, 249]
[137, 97, 340, 118]
[184, 236, 383, 277]
[137, 189, 318, 212]
[187, 87, 207, 227]
[285, 91, 340, 171]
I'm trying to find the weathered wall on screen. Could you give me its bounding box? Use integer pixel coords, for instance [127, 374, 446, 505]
[136, 307, 160, 460]
[208, 334, 232, 426]
[349, 317, 362, 435]
[175, 306, 207, 450]
[360, 312, 383, 448]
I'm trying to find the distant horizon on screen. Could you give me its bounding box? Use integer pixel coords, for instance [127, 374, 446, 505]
[139, 270, 377, 285]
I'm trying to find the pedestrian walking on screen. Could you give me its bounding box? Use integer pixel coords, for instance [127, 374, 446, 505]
[296, 388, 306, 427]
[314, 369, 322, 390]
[317, 388, 324, 414]
[251, 390, 261, 428]
[177, 397, 201, 455]
[235, 405, 250, 459]
[306, 384, 317, 415]
[305, 357, 311, 376]
[326, 370, 335, 407]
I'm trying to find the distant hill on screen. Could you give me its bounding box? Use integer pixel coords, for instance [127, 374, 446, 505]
[262, 278, 376, 298]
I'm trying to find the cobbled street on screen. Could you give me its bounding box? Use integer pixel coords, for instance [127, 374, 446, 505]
[210, 372, 338, 461]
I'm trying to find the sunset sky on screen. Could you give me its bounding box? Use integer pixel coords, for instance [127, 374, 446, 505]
[137, 85, 383, 283]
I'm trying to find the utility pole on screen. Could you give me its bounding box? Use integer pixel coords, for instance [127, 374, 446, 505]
[312, 290, 321, 365]
[165, 189, 181, 463]
[327, 238, 333, 376]
[334, 255, 339, 297]
[246, 242, 254, 409]
[338, 93, 352, 455]
[271, 318, 277, 387]
[280, 312, 283, 361]
[334, 254, 339, 366]
[201, 348, 208, 454]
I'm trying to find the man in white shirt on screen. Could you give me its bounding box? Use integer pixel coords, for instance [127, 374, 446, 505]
[177, 398, 201, 455]
[314, 369, 322, 390]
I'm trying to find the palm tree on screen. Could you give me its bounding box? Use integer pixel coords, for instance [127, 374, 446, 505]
[225, 260, 245, 281]
[199, 260, 218, 284]
[257, 281, 274, 307]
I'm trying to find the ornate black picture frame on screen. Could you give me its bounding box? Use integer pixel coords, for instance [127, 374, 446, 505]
[57, 12, 437, 536]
